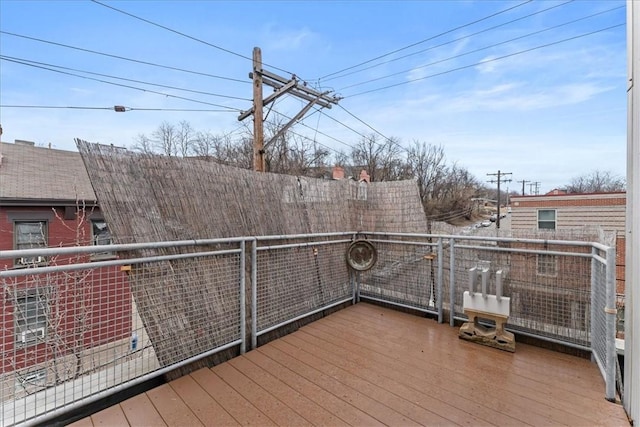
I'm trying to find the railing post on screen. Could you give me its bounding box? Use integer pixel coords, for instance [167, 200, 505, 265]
[437, 237, 444, 323]
[251, 238, 258, 350]
[449, 237, 456, 326]
[240, 240, 246, 355]
[605, 246, 617, 402]
[591, 247, 597, 353]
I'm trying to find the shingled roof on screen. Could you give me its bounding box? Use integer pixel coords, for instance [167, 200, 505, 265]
[0, 141, 96, 204]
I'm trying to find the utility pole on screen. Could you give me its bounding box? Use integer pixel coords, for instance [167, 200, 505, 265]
[487, 170, 512, 231]
[252, 48, 265, 172]
[517, 179, 530, 196]
[528, 181, 541, 195]
[239, 47, 340, 172]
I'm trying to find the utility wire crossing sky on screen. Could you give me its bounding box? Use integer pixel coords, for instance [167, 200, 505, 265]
[0, 0, 627, 192]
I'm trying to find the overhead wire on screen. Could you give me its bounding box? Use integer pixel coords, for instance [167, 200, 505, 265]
[90, 0, 300, 79]
[270, 110, 356, 151]
[344, 23, 625, 98]
[0, 55, 250, 101]
[0, 56, 243, 111]
[0, 105, 232, 112]
[338, 5, 625, 92]
[317, 0, 534, 81]
[0, 31, 249, 84]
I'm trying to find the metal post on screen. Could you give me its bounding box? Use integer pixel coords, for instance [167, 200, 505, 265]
[591, 247, 598, 361]
[351, 270, 356, 304]
[251, 239, 258, 349]
[437, 237, 444, 323]
[496, 270, 503, 300]
[605, 246, 617, 401]
[449, 238, 456, 326]
[240, 241, 246, 354]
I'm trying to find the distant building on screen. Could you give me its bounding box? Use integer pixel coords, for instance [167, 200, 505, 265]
[510, 191, 626, 337]
[0, 140, 131, 396]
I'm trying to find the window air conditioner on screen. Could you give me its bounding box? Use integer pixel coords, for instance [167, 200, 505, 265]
[21, 327, 46, 344]
[18, 256, 45, 265]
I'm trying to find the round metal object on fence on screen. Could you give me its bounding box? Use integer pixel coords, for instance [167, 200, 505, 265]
[346, 240, 378, 271]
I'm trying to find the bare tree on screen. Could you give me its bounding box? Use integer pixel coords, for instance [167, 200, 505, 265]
[176, 120, 196, 157]
[350, 134, 406, 182]
[152, 121, 178, 156]
[567, 170, 626, 193]
[131, 133, 154, 154]
[406, 141, 447, 215]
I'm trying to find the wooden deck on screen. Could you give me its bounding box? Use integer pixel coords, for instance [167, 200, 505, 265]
[71, 303, 629, 426]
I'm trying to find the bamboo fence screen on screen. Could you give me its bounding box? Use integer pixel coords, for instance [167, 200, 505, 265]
[76, 140, 429, 367]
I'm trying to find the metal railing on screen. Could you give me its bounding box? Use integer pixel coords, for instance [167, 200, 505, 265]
[0, 232, 617, 426]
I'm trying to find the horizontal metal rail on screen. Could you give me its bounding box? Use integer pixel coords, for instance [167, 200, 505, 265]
[453, 244, 593, 258]
[256, 239, 352, 251]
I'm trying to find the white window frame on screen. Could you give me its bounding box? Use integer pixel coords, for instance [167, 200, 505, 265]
[537, 209, 556, 230]
[14, 290, 48, 346]
[14, 220, 48, 266]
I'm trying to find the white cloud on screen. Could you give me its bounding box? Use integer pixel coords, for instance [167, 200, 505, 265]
[263, 25, 317, 51]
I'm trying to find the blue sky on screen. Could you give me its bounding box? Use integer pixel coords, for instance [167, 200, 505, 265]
[0, 0, 627, 192]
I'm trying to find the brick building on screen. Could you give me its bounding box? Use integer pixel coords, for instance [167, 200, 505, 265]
[0, 140, 131, 395]
[510, 191, 626, 336]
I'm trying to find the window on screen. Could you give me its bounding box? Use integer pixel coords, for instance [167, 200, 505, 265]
[537, 254, 558, 277]
[537, 209, 556, 230]
[14, 291, 47, 346]
[14, 221, 47, 266]
[91, 219, 114, 259]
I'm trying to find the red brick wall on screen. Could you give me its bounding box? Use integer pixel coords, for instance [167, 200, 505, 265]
[0, 206, 131, 374]
[511, 194, 626, 208]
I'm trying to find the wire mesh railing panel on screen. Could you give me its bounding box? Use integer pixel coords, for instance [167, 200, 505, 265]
[125, 253, 242, 367]
[448, 240, 512, 317]
[450, 239, 594, 347]
[360, 238, 437, 312]
[0, 243, 243, 426]
[1, 262, 133, 425]
[591, 251, 608, 369]
[0, 232, 619, 424]
[255, 239, 351, 333]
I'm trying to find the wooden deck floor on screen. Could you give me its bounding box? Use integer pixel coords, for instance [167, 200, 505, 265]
[71, 303, 629, 426]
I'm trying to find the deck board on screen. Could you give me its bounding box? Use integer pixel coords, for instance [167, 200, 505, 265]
[168, 374, 240, 426]
[145, 383, 204, 427]
[80, 303, 630, 426]
[119, 393, 168, 427]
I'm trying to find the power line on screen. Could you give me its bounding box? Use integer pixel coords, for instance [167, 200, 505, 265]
[317, 0, 533, 81]
[338, 4, 623, 91]
[345, 23, 624, 98]
[0, 31, 249, 84]
[0, 105, 234, 112]
[334, 104, 402, 151]
[90, 0, 298, 79]
[0, 56, 243, 111]
[271, 110, 356, 151]
[324, 0, 578, 83]
[0, 55, 250, 101]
